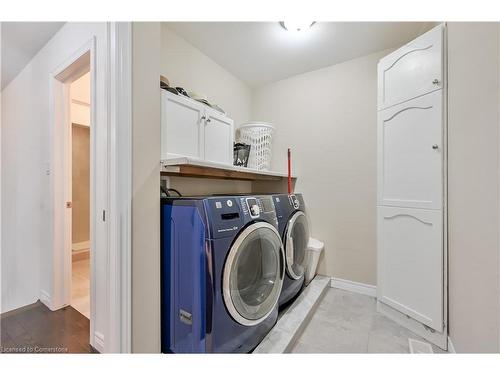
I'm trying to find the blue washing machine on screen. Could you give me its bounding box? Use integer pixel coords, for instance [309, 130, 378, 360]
[161, 195, 284, 353]
[272, 194, 310, 307]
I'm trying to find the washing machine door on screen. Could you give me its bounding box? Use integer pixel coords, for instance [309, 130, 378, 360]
[285, 211, 310, 280]
[223, 222, 284, 326]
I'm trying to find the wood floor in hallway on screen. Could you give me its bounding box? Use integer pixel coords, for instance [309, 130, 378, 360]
[0, 301, 93, 353]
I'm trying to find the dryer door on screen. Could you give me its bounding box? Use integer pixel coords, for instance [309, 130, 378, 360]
[223, 222, 284, 326]
[285, 211, 310, 280]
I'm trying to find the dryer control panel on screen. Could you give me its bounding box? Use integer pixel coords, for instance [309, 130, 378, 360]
[288, 194, 300, 209]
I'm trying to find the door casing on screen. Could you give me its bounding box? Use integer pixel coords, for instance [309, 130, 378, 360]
[49, 23, 132, 353]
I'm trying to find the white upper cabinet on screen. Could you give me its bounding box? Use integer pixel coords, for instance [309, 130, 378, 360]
[204, 108, 234, 165]
[377, 89, 443, 210]
[378, 25, 444, 110]
[161, 91, 204, 160]
[161, 90, 234, 165]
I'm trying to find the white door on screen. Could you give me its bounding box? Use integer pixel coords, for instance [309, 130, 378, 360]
[378, 25, 443, 110]
[203, 108, 234, 165]
[161, 91, 204, 160]
[377, 90, 443, 210]
[377, 206, 443, 332]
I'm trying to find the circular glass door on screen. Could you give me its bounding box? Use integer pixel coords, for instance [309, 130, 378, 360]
[223, 222, 284, 326]
[285, 211, 310, 280]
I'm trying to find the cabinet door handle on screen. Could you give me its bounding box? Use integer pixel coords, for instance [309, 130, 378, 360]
[432, 144, 439, 150]
[432, 79, 440, 85]
[206, 118, 211, 123]
[200, 115, 206, 122]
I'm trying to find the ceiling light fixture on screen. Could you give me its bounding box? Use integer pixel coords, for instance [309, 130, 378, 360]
[279, 21, 316, 32]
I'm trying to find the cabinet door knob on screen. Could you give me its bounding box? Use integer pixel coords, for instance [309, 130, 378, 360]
[206, 118, 211, 123]
[432, 79, 440, 85]
[432, 144, 439, 150]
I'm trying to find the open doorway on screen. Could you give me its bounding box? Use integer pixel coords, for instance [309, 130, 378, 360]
[69, 72, 91, 319]
[51, 47, 95, 351]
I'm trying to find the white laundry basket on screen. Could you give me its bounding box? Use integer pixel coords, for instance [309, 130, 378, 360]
[237, 122, 275, 170]
[304, 238, 324, 286]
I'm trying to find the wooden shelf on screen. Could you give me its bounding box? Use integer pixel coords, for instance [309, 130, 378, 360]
[160, 157, 296, 182]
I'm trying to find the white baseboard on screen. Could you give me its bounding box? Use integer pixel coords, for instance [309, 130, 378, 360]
[447, 336, 456, 353]
[72, 240, 90, 252]
[330, 277, 377, 297]
[93, 331, 105, 353]
[40, 290, 52, 310]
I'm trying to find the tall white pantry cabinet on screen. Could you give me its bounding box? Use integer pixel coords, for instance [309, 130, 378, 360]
[377, 24, 448, 349]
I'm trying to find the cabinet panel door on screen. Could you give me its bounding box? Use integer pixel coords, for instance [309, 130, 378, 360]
[378, 25, 443, 110]
[161, 91, 204, 160]
[203, 109, 234, 165]
[377, 206, 443, 332]
[377, 90, 443, 210]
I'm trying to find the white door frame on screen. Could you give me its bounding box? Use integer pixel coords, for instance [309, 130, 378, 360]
[50, 40, 94, 314]
[49, 23, 132, 353]
[108, 22, 132, 353]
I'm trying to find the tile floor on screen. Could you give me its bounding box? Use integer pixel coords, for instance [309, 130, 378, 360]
[254, 275, 331, 353]
[71, 256, 90, 319]
[290, 288, 446, 353]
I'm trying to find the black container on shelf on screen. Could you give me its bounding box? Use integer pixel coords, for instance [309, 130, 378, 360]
[233, 143, 251, 167]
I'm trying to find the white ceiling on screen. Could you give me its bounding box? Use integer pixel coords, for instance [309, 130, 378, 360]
[1, 22, 65, 90]
[166, 22, 436, 87]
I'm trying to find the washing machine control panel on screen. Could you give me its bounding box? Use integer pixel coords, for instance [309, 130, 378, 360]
[205, 196, 278, 239]
[245, 198, 261, 218]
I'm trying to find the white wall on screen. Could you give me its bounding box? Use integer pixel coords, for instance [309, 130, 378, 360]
[70, 72, 90, 127]
[447, 22, 500, 353]
[161, 24, 252, 127]
[161, 24, 254, 196]
[1, 23, 109, 350]
[1, 78, 42, 312]
[132, 22, 162, 353]
[252, 50, 391, 285]
[70, 74, 90, 247]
